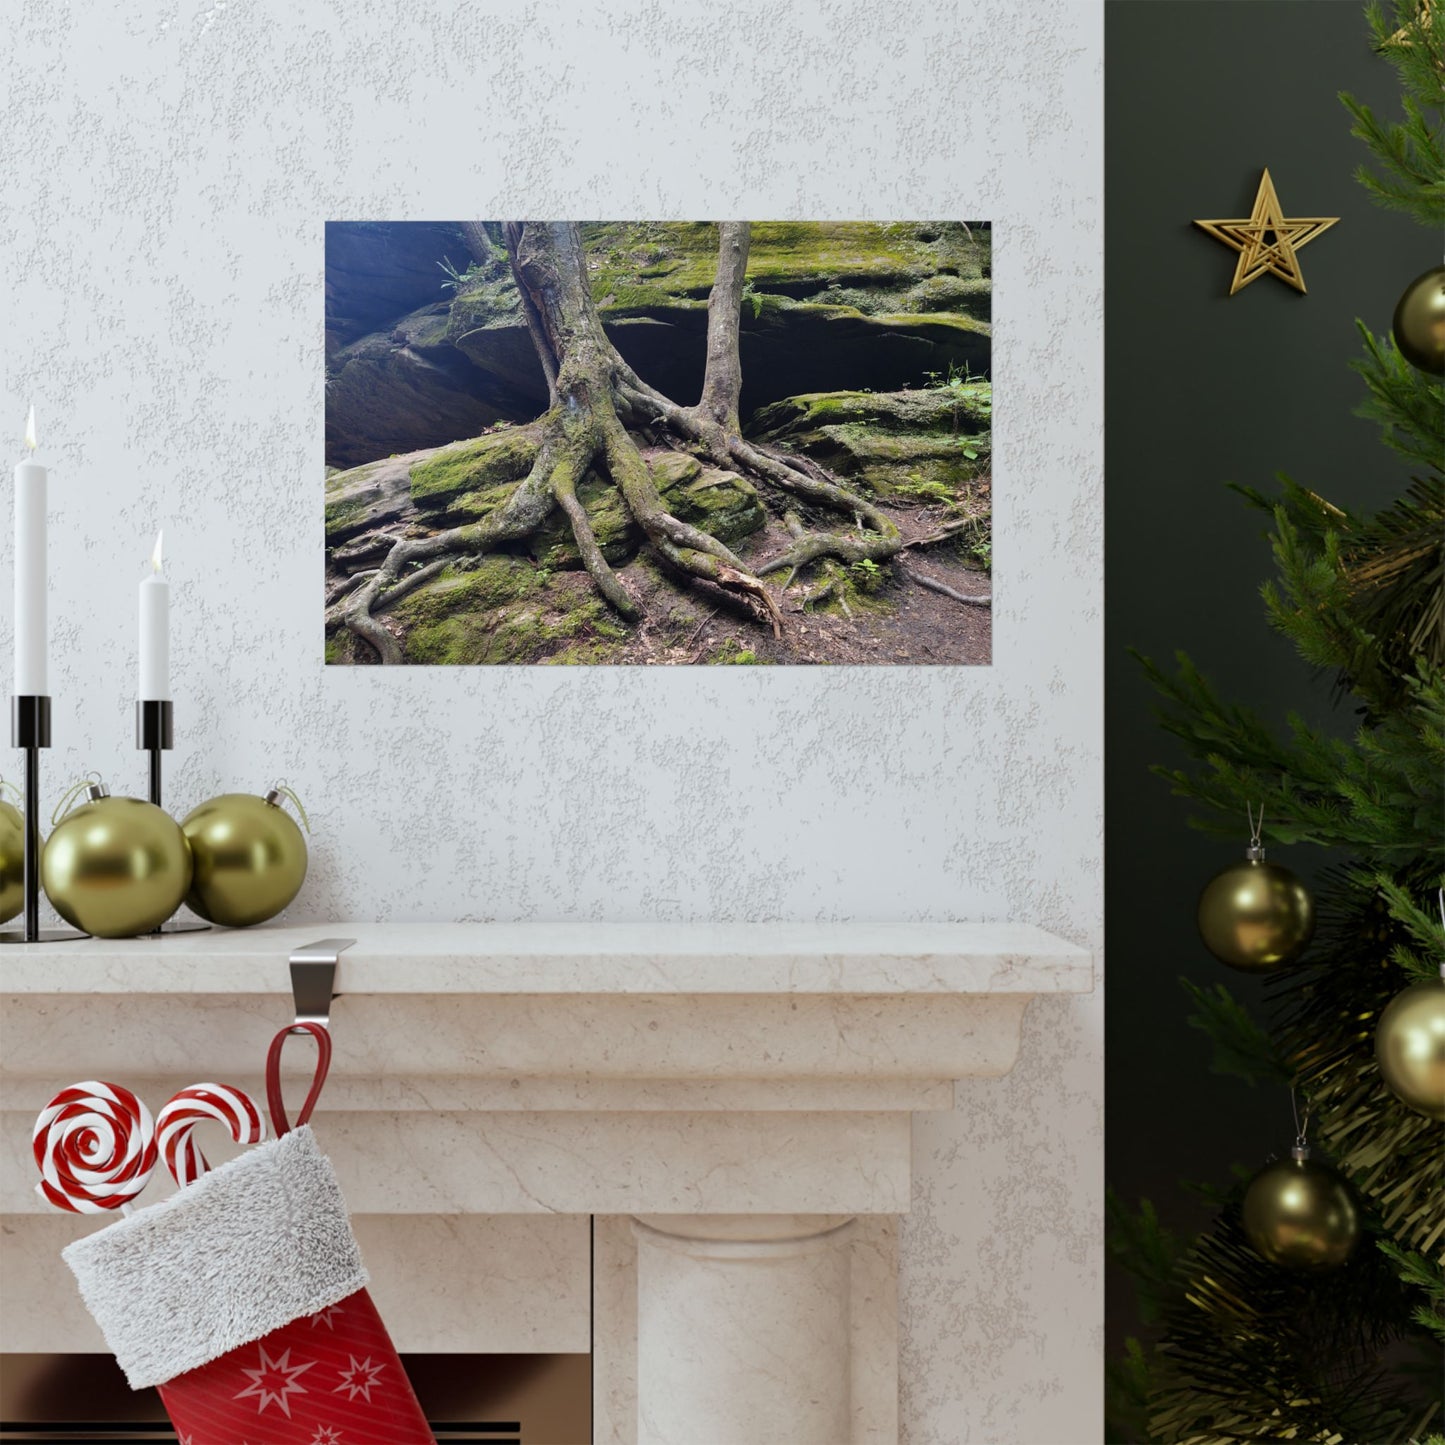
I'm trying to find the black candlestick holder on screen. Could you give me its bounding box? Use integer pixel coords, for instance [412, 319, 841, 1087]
[136, 699, 173, 807]
[137, 699, 209, 935]
[0, 695, 87, 943]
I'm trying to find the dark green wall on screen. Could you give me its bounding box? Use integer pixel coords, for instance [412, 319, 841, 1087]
[1104, 0, 1428, 1362]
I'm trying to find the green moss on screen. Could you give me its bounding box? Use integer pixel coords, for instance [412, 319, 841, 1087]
[706, 637, 771, 665]
[752, 386, 989, 436]
[574, 221, 989, 318]
[644, 452, 764, 544]
[392, 557, 535, 630]
[649, 452, 702, 489]
[748, 385, 992, 502]
[871, 311, 991, 340]
[543, 635, 627, 665]
[532, 471, 638, 569]
[409, 427, 538, 507]
[668, 467, 765, 543]
[400, 579, 628, 666]
[439, 479, 524, 523]
[324, 493, 372, 536]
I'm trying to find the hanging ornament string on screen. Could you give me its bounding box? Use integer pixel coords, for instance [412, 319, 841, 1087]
[1438, 886, 1444, 979]
[271, 780, 310, 833]
[1290, 1087, 1312, 1158]
[50, 772, 104, 827]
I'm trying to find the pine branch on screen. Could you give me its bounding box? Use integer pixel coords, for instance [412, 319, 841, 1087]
[1342, 1, 1445, 231]
[1352, 325, 1445, 476]
[1378, 1241, 1445, 1343]
[1107, 1191, 1186, 1327]
[1104, 1337, 1153, 1445]
[1138, 649, 1445, 861]
[1182, 978, 1293, 1086]
[1374, 872, 1445, 982]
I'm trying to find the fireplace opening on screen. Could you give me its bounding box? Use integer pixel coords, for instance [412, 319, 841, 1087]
[0, 1352, 591, 1444]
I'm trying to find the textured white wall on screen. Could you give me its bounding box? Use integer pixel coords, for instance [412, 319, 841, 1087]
[1, 2, 1102, 1439]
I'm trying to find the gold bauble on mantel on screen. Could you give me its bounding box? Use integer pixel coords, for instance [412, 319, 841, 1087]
[41, 781, 192, 937]
[0, 786, 24, 925]
[181, 786, 309, 928]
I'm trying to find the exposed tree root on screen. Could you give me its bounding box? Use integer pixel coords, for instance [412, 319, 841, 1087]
[340, 221, 910, 662]
[901, 564, 992, 609]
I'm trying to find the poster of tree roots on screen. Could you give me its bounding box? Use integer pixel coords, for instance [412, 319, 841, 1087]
[325, 221, 992, 666]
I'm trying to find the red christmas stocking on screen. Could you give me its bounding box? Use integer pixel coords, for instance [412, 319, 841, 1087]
[62, 1025, 434, 1445]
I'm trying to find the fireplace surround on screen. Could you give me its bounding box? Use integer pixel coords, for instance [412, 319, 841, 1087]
[0, 921, 1092, 1444]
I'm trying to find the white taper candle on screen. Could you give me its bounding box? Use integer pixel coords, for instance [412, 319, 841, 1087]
[14, 406, 47, 696]
[138, 531, 169, 701]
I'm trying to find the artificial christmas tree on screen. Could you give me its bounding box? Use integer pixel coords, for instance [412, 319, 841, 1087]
[1110, 3, 1445, 1440]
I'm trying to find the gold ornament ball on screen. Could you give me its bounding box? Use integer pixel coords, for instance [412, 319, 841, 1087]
[0, 798, 23, 925]
[41, 793, 192, 937]
[1242, 1153, 1360, 1271]
[1197, 858, 1314, 973]
[1375, 979, 1445, 1121]
[1392, 264, 1445, 375]
[182, 791, 308, 928]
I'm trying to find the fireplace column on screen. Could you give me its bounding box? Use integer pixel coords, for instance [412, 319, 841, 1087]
[633, 1214, 856, 1445]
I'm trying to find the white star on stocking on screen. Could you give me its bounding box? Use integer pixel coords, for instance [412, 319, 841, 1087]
[334, 1354, 385, 1403]
[233, 1343, 315, 1418]
[310, 1426, 345, 1444]
[308, 1302, 347, 1329]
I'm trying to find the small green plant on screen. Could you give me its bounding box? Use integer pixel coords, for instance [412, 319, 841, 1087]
[893, 473, 955, 504]
[849, 556, 885, 592]
[437, 255, 483, 292]
[960, 529, 991, 572]
[930, 362, 992, 432]
[740, 281, 765, 320]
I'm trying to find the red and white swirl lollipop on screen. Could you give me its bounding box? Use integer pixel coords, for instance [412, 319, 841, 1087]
[33, 1081, 158, 1215]
[156, 1083, 266, 1187]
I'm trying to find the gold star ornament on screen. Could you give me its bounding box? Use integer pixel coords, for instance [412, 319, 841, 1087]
[1194, 169, 1339, 296]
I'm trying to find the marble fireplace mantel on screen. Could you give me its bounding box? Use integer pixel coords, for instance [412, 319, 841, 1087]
[1, 921, 1092, 1444]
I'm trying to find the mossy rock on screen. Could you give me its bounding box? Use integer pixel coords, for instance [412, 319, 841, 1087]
[408, 425, 541, 510]
[325, 453, 421, 547]
[582, 221, 988, 308]
[393, 562, 628, 665]
[325, 301, 517, 470]
[751, 386, 990, 436]
[748, 386, 991, 502]
[652, 452, 766, 546]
